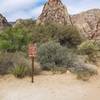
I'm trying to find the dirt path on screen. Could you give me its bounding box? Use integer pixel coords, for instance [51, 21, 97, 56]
[0, 71, 100, 100]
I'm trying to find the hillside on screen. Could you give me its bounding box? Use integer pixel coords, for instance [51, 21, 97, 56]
[72, 9, 100, 38]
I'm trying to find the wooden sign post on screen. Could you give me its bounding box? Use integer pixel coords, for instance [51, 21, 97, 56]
[28, 43, 37, 83]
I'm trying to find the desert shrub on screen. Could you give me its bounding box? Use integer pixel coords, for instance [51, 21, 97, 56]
[78, 40, 99, 55]
[69, 59, 98, 81]
[54, 25, 83, 47]
[0, 27, 33, 52]
[78, 40, 99, 62]
[32, 23, 82, 47]
[9, 65, 27, 78]
[0, 23, 82, 50]
[32, 23, 59, 44]
[0, 52, 42, 76]
[0, 52, 30, 75]
[66, 55, 98, 81]
[38, 41, 75, 71]
[0, 52, 14, 74]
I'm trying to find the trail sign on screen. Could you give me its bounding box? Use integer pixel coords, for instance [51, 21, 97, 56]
[28, 43, 37, 58]
[28, 43, 37, 83]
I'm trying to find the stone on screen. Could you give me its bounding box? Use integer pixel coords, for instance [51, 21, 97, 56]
[71, 9, 100, 39]
[36, 0, 71, 25]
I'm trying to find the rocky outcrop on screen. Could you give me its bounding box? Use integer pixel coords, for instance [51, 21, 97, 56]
[37, 0, 100, 39]
[0, 14, 10, 29]
[37, 0, 71, 25]
[71, 9, 100, 39]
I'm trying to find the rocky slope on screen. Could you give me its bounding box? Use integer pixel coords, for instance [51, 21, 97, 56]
[0, 14, 10, 29]
[37, 0, 100, 39]
[72, 9, 100, 39]
[36, 0, 71, 25]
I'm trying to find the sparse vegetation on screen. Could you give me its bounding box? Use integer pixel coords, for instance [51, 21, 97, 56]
[38, 41, 76, 71]
[0, 21, 99, 81]
[32, 23, 83, 47]
[0, 52, 29, 75]
[69, 62, 98, 81]
[0, 27, 33, 52]
[53, 25, 83, 47]
[78, 40, 99, 55]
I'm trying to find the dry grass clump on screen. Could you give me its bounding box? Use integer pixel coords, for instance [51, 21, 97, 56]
[69, 62, 98, 81]
[0, 52, 42, 77]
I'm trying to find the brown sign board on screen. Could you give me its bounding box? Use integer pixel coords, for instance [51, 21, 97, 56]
[28, 43, 37, 58]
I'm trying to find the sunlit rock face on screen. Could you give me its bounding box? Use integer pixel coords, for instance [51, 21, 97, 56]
[71, 9, 100, 39]
[36, 0, 100, 39]
[37, 0, 71, 25]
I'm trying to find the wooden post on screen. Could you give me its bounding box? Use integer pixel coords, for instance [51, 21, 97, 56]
[28, 43, 37, 83]
[32, 57, 34, 83]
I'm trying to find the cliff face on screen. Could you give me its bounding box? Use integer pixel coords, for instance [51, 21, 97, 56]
[0, 14, 10, 29]
[37, 0, 100, 39]
[72, 9, 100, 39]
[37, 0, 71, 25]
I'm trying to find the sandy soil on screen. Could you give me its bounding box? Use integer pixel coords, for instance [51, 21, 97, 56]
[0, 71, 100, 100]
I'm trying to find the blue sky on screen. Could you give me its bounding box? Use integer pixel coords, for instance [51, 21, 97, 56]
[0, 0, 100, 21]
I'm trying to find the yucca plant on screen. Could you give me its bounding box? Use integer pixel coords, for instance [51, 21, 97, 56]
[10, 65, 28, 78]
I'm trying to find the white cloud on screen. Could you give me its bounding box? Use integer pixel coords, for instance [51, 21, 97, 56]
[7, 5, 43, 21]
[7, 11, 31, 21]
[63, 0, 100, 14]
[0, 0, 35, 13]
[0, 0, 36, 21]
[0, 0, 100, 21]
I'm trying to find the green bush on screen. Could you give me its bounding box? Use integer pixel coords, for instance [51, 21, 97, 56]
[54, 25, 83, 47]
[38, 41, 75, 70]
[0, 27, 33, 52]
[32, 23, 59, 44]
[10, 65, 27, 78]
[0, 23, 82, 51]
[78, 40, 99, 62]
[32, 23, 82, 47]
[78, 40, 99, 55]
